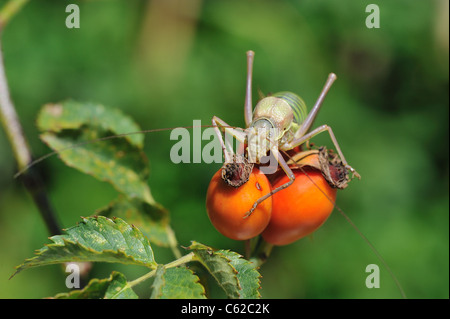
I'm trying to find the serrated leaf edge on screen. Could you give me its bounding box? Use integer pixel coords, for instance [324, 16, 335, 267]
[51, 271, 136, 299]
[38, 101, 144, 148]
[39, 132, 156, 205]
[187, 242, 242, 299]
[217, 249, 262, 299]
[11, 217, 157, 278]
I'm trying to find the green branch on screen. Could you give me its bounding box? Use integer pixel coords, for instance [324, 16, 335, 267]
[249, 237, 274, 268]
[128, 252, 196, 288]
[0, 42, 32, 170]
[0, 27, 61, 236]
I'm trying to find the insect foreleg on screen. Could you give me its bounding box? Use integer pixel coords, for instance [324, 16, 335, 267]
[244, 148, 295, 218]
[287, 124, 361, 179]
[212, 116, 246, 163]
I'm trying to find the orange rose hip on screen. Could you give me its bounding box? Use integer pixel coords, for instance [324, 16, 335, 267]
[206, 166, 272, 241]
[262, 167, 337, 246]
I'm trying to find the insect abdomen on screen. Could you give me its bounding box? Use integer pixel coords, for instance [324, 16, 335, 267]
[272, 91, 307, 125]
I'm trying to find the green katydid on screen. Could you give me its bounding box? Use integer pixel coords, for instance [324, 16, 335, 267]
[212, 51, 360, 218]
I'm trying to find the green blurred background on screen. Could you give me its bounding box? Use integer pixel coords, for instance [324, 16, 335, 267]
[0, 0, 448, 298]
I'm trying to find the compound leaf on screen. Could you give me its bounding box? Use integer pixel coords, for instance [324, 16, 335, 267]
[37, 101, 157, 205]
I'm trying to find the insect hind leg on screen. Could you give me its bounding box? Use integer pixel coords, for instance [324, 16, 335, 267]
[287, 124, 361, 179]
[244, 148, 295, 218]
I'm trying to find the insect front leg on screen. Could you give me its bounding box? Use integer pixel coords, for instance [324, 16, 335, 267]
[212, 116, 246, 163]
[244, 148, 295, 218]
[288, 125, 361, 179]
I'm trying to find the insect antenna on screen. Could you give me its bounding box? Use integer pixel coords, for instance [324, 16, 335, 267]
[14, 124, 240, 179]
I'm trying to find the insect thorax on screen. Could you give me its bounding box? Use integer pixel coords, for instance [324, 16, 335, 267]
[251, 92, 306, 147]
[272, 91, 308, 126]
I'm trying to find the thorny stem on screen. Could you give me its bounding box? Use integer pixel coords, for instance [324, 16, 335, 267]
[128, 252, 196, 288]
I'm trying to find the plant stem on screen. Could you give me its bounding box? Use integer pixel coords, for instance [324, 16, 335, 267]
[0, 44, 31, 169]
[0, 0, 29, 31]
[128, 252, 196, 288]
[127, 269, 157, 289]
[164, 252, 196, 268]
[249, 237, 274, 268]
[0, 39, 62, 235]
[244, 239, 251, 259]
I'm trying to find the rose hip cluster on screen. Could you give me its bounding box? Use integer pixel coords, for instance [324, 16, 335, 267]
[206, 148, 349, 245]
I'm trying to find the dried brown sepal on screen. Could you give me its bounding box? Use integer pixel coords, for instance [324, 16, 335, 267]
[318, 146, 349, 189]
[286, 147, 349, 189]
[221, 154, 254, 188]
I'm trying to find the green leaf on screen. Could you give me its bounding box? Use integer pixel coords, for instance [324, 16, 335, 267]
[53, 271, 138, 299]
[150, 265, 206, 299]
[40, 129, 154, 204]
[98, 196, 173, 247]
[218, 250, 261, 299]
[11, 216, 156, 278]
[187, 242, 240, 299]
[37, 101, 157, 205]
[37, 101, 143, 148]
